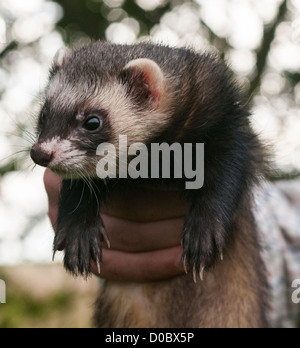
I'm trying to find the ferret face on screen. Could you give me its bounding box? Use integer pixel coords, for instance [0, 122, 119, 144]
[31, 46, 172, 178]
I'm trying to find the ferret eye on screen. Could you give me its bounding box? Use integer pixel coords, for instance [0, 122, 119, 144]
[84, 117, 102, 131]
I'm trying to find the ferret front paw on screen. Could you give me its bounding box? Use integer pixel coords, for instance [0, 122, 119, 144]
[182, 213, 226, 283]
[54, 216, 109, 279]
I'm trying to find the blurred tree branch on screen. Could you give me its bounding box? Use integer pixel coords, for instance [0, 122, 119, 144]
[55, 0, 174, 41]
[268, 170, 300, 182]
[0, 41, 18, 60]
[284, 72, 300, 87]
[248, 0, 288, 100]
[122, 0, 172, 35]
[56, 0, 109, 41]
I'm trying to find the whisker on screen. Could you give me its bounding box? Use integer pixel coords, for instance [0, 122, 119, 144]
[31, 164, 37, 172]
[79, 168, 101, 213]
[0, 150, 30, 163]
[71, 183, 85, 215]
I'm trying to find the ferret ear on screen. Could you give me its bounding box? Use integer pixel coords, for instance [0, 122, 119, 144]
[120, 58, 165, 109]
[53, 47, 72, 69]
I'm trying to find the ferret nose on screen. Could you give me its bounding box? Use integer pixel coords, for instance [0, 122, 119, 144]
[30, 144, 53, 167]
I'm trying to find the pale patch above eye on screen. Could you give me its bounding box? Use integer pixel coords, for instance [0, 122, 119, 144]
[76, 113, 85, 122]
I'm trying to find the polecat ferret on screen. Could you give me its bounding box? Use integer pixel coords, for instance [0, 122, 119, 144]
[31, 42, 269, 328]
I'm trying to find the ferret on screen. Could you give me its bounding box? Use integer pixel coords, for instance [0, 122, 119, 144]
[30, 41, 269, 328]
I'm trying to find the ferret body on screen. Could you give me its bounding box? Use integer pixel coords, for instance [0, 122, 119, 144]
[31, 41, 269, 328]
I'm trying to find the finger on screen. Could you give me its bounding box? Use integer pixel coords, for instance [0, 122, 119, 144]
[101, 214, 184, 253]
[44, 169, 62, 229]
[44, 169, 62, 206]
[102, 182, 188, 222]
[91, 246, 185, 283]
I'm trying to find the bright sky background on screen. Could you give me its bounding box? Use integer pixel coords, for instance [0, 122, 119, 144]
[0, 0, 299, 264]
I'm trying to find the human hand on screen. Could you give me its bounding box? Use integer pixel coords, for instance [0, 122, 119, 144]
[44, 169, 187, 282]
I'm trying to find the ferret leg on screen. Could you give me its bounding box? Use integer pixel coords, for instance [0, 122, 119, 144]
[54, 179, 108, 278]
[182, 143, 249, 280]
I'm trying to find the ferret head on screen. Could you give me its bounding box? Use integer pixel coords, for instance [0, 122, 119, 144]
[30, 44, 171, 178]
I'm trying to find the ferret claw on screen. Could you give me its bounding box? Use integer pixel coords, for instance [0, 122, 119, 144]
[183, 257, 189, 274]
[106, 238, 111, 249]
[97, 261, 101, 275]
[101, 228, 111, 249]
[52, 251, 57, 262]
[220, 253, 224, 261]
[193, 266, 197, 284]
[200, 267, 205, 281]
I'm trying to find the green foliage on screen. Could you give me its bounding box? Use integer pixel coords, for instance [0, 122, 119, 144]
[55, 0, 175, 41]
[0, 290, 72, 328]
[0, 269, 73, 328]
[0, 160, 18, 177]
